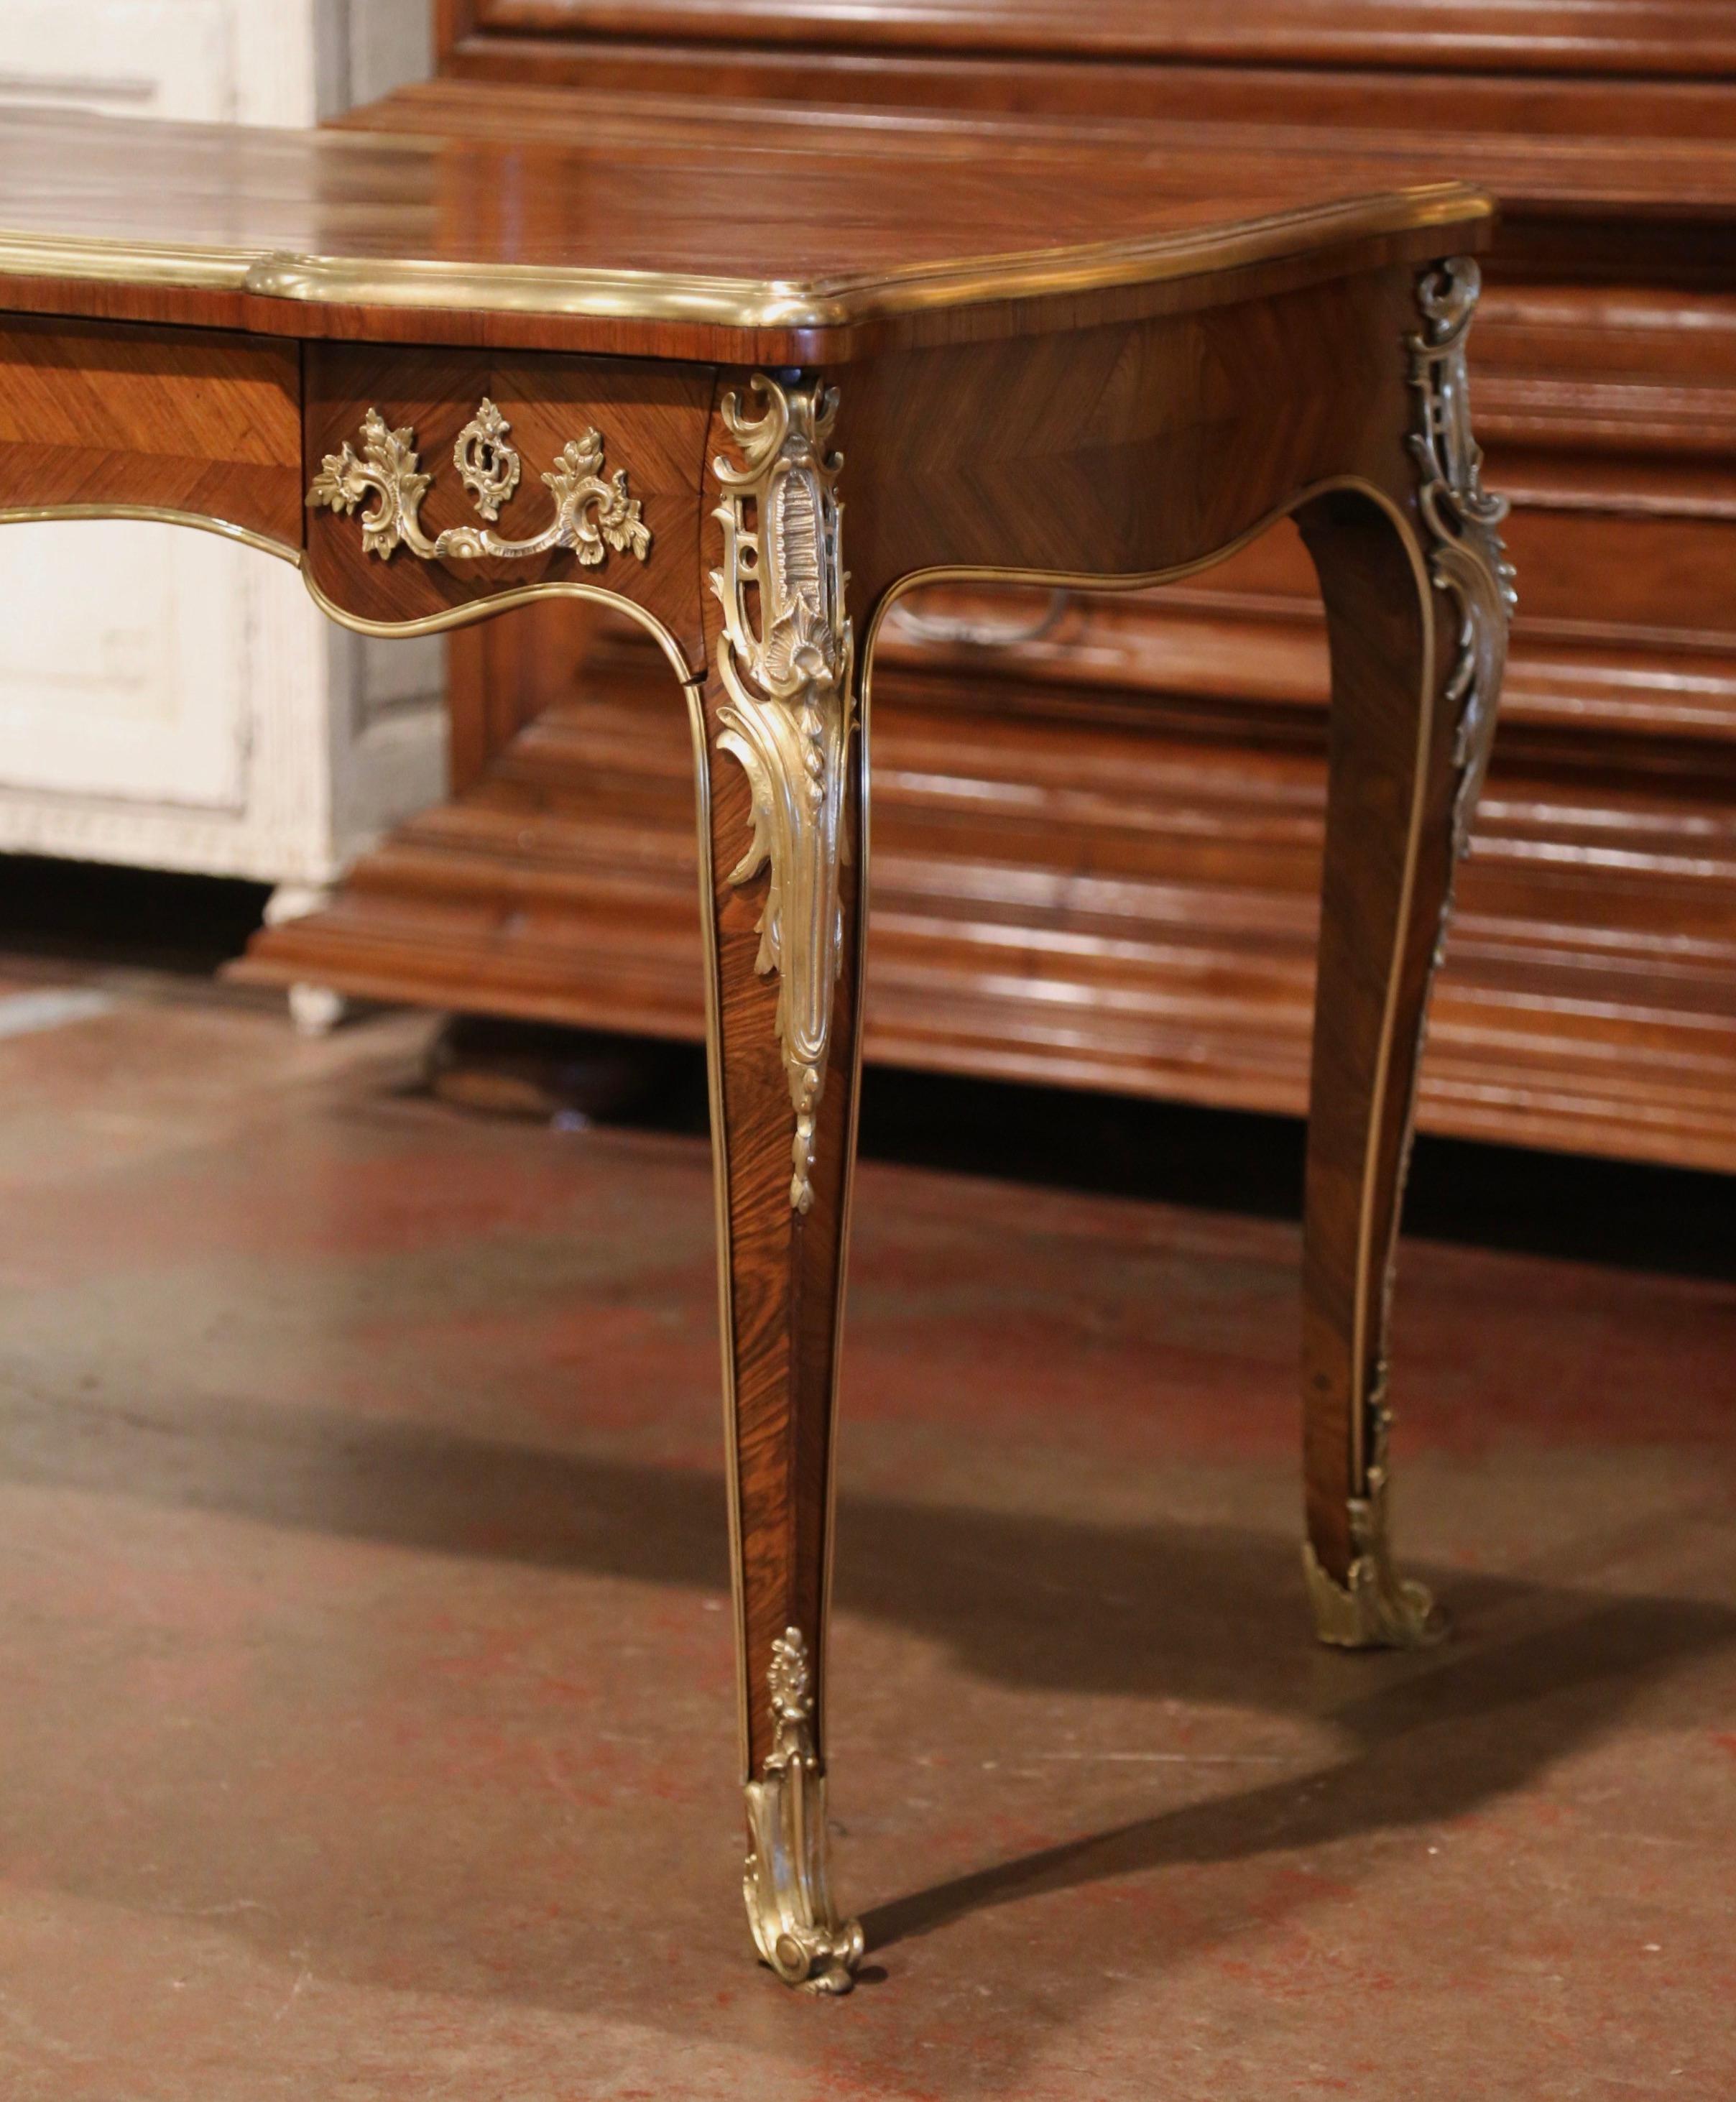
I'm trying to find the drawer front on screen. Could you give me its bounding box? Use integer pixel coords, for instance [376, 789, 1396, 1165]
[0, 318, 303, 538]
[302, 346, 714, 671]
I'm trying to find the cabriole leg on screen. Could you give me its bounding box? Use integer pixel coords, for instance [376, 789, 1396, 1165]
[693, 371, 866, 1991]
[1295, 259, 1515, 1650]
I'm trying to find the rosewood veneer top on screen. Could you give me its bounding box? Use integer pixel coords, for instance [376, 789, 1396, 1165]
[0, 103, 1488, 362]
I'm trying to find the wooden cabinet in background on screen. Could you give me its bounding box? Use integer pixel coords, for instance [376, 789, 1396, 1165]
[0, 0, 443, 1030]
[241, 1, 1736, 1171]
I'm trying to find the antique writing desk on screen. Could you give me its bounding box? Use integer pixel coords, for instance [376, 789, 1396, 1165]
[0, 109, 1512, 1993]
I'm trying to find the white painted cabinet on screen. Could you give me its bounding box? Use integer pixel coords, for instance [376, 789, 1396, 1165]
[0, 1, 445, 934]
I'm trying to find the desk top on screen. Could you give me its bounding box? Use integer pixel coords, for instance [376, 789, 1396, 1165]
[0, 104, 1487, 362]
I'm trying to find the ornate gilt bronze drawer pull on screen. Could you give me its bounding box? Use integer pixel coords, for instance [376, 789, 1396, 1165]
[307, 400, 651, 566]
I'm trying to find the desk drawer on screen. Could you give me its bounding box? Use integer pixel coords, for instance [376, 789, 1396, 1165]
[302, 346, 713, 668]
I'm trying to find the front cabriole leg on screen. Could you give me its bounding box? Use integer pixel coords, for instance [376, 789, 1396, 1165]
[1296, 257, 1516, 1650]
[712, 374, 854, 1214]
[744, 1627, 866, 1991]
[700, 372, 864, 1992]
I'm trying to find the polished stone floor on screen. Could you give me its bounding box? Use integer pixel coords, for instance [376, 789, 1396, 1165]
[0, 955, 1732, 2101]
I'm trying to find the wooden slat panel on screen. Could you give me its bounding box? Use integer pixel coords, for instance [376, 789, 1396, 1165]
[436, 40, 1736, 156]
[366, 14, 1736, 1181]
[367, 76, 1736, 217]
[237, 627, 1736, 1175]
[464, 1, 1736, 77]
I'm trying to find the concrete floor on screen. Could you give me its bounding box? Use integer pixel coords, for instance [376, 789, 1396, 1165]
[1, 959, 1733, 2101]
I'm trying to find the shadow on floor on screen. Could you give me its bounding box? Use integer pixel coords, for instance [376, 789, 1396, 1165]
[425, 1027, 1736, 1283]
[860, 1586, 1726, 1955]
[9, 1378, 1732, 1973]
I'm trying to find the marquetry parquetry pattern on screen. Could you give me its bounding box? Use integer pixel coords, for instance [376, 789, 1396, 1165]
[301, 346, 716, 661]
[0, 317, 301, 545]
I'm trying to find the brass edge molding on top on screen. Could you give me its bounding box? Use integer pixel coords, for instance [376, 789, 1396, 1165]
[0, 182, 1490, 331]
[251, 184, 1494, 326]
[710, 372, 855, 1215]
[742, 1627, 864, 1995]
[0, 231, 259, 292]
[307, 405, 651, 568]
